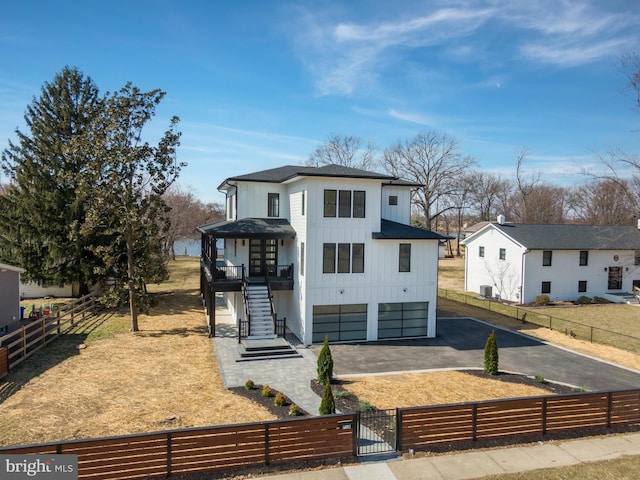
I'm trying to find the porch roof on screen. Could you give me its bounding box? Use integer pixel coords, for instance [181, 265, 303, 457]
[372, 219, 449, 240]
[197, 218, 296, 239]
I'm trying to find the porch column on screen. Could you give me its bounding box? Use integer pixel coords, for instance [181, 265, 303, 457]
[209, 286, 216, 337]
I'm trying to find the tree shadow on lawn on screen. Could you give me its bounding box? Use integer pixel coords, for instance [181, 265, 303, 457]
[144, 288, 203, 318]
[0, 311, 115, 405]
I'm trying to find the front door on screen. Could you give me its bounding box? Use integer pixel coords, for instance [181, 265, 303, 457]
[249, 239, 277, 277]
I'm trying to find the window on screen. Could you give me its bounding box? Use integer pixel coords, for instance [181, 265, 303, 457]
[389, 195, 398, 206]
[337, 243, 351, 273]
[322, 244, 336, 273]
[543, 250, 552, 266]
[635, 250, 640, 266]
[399, 243, 411, 272]
[338, 190, 352, 217]
[580, 251, 589, 266]
[324, 190, 337, 217]
[323, 243, 365, 273]
[541, 281, 551, 294]
[302, 191, 305, 216]
[608, 266, 623, 290]
[499, 248, 506, 260]
[267, 193, 279, 217]
[479, 246, 485, 258]
[300, 242, 305, 276]
[578, 280, 587, 293]
[353, 190, 366, 218]
[352, 243, 364, 273]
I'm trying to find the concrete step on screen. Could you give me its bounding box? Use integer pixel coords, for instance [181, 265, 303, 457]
[237, 338, 302, 361]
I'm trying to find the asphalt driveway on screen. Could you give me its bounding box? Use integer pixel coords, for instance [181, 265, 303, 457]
[318, 317, 640, 391]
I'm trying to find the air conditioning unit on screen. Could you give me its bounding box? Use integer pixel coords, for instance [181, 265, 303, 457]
[479, 285, 492, 298]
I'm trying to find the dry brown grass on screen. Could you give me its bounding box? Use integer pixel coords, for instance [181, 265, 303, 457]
[339, 371, 552, 410]
[0, 257, 275, 447]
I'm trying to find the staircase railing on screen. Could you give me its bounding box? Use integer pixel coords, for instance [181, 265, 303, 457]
[239, 265, 250, 343]
[264, 273, 277, 334]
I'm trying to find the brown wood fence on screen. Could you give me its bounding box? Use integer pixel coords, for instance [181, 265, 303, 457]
[398, 388, 640, 451]
[0, 346, 8, 379]
[0, 414, 357, 480]
[0, 291, 102, 372]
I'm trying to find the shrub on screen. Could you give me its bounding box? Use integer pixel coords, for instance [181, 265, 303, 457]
[484, 329, 499, 375]
[317, 335, 334, 385]
[274, 392, 287, 407]
[535, 294, 550, 305]
[576, 296, 592, 304]
[289, 404, 301, 416]
[244, 379, 255, 391]
[334, 389, 349, 399]
[359, 400, 375, 412]
[319, 383, 335, 415]
[593, 296, 610, 304]
[261, 385, 273, 397]
[534, 374, 546, 384]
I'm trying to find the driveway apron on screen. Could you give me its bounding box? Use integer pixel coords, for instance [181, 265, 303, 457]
[321, 317, 640, 391]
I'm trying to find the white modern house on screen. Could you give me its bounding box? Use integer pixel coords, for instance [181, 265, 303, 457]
[0, 263, 25, 335]
[198, 165, 446, 346]
[461, 217, 640, 304]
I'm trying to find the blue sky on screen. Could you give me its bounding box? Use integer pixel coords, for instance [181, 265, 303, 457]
[1, 1, 639, 204]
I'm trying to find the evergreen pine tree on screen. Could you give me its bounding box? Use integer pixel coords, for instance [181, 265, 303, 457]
[0, 66, 103, 293]
[484, 330, 499, 375]
[319, 382, 335, 415]
[317, 335, 333, 385]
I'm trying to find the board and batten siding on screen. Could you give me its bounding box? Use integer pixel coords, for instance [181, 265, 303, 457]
[380, 186, 411, 224]
[235, 182, 289, 219]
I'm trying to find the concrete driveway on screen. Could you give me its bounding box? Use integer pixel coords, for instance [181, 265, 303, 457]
[317, 317, 640, 391]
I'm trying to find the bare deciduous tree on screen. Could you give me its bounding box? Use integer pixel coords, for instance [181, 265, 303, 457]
[462, 171, 512, 222]
[570, 179, 636, 224]
[382, 130, 475, 230]
[307, 133, 377, 170]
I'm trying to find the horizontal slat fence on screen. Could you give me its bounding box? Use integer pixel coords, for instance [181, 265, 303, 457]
[0, 347, 8, 378]
[399, 389, 640, 452]
[0, 291, 102, 371]
[0, 414, 356, 480]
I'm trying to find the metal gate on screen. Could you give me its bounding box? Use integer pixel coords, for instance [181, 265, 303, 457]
[356, 408, 397, 455]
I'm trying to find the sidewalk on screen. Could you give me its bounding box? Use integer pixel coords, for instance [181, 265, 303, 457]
[257, 432, 640, 479]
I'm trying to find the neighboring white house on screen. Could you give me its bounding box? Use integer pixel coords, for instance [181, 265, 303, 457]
[0, 263, 25, 335]
[198, 164, 446, 345]
[461, 217, 640, 304]
[20, 281, 76, 299]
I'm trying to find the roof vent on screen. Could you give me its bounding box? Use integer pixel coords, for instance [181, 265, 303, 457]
[497, 214, 505, 225]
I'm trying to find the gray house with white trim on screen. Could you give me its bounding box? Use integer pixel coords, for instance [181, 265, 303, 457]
[0, 263, 26, 335]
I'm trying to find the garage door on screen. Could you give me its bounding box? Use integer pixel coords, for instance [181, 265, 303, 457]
[378, 302, 428, 339]
[312, 304, 367, 343]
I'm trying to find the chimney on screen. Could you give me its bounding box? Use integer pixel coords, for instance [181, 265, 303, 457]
[497, 214, 505, 225]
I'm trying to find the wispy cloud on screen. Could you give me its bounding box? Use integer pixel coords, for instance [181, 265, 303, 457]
[287, 1, 640, 95]
[388, 109, 438, 126]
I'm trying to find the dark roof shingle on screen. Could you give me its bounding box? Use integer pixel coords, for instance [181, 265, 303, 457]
[372, 219, 448, 240]
[197, 218, 296, 239]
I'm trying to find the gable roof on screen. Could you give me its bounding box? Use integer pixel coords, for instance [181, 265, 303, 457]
[218, 164, 411, 190]
[372, 219, 448, 240]
[197, 218, 296, 239]
[468, 223, 640, 250]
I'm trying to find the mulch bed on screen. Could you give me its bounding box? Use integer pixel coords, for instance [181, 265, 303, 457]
[461, 369, 579, 394]
[229, 384, 309, 419]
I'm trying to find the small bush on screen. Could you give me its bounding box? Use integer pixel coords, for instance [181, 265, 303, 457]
[576, 296, 592, 304]
[289, 404, 301, 416]
[274, 392, 287, 407]
[535, 294, 550, 305]
[534, 374, 546, 384]
[484, 329, 499, 375]
[317, 335, 334, 385]
[261, 385, 273, 397]
[593, 296, 610, 304]
[359, 401, 375, 412]
[334, 389, 349, 399]
[319, 383, 335, 415]
[244, 379, 255, 390]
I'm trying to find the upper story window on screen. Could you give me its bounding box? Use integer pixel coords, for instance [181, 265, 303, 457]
[324, 190, 337, 217]
[302, 191, 306, 216]
[479, 246, 485, 258]
[579, 250, 589, 266]
[338, 190, 351, 218]
[635, 250, 640, 266]
[399, 243, 411, 272]
[542, 250, 552, 266]
[268, 193, 279, 217]
[499, 248, 506, 260]
[389, 195, 398, 206]
[324, 189, 366, 218]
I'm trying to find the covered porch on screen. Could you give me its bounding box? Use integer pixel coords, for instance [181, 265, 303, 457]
[198, 218, 296, 337]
